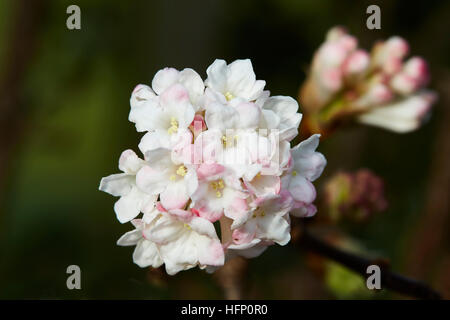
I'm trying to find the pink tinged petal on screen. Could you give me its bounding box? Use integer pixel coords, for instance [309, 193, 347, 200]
[232, 222, 257, 245]
[196, 163, 226, 180]
[118, 149, 144, 174]
[133, 240, 163, 268]
[152, 67, 180, 95]
[160, 180, 189, 210]
[224, 196, 249, 221]
[99, 173, 134, 197]
[198, 239, 225, 266]
[167, 208, 192, 221]
[156, 202, 167, 212]
[205, 59, 228, 94]
[114, 186, 145, 223]
[160, 82, 189, 107]
[291, 202, 317, 217]
[244, 175, 281, 198]
[130, 84, 156, 109]
[117, 229, 142, 246]
[291, 134, 327, 181]
[289, 175, 317, 204]
[194, 205, 224, 223]
[136, 165, 170, 195]
[159, 233, 198, 273]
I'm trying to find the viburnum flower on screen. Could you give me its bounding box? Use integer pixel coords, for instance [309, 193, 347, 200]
[300, 26, 437, 135]
[99, 59, 327, 275]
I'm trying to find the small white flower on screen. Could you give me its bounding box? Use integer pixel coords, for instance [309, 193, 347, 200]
[205, 59, 266, 103]
[99, 150, 157, 223]
[136, 147, 198, 210]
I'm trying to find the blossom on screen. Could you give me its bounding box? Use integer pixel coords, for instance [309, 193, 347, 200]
[205, 59, 266, 103]
[99, 149, 157, 223]
[100, 58, 326, 274]
[299, 26, 436, 134]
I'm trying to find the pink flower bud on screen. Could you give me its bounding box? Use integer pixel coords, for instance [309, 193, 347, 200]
[390, 57, 430, 95]
[403, 56, 430, 87]
[342, 50, 370, 77]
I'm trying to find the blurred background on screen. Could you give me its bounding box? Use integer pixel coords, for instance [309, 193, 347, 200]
[0, 0, 448, 299]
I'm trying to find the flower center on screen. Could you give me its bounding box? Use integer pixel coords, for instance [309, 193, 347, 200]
[224, 91, 234, 101]
[292, 170, 297, 176]
[210, 179, 225, 198]
[221, 135, 238, 148]
[252, 208, 266, 218]
[170, 165, 187, 181]
[167, 117, 179, 135]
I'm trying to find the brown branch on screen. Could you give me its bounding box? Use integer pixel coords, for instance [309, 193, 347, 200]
[297, 228, 442, 299]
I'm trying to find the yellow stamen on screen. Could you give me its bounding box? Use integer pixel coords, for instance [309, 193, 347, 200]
[211, 179, 225, 197]
[167, 117, 179, 135]
[224, 91, 234, 101]
[292, 170, 297, 176]
[169, 174, 176, 181]
[183, 223, 191, 230]
[176, 165, 187, 176]
[221, 135, 238, 148]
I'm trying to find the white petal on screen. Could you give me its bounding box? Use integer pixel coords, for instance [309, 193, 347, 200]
[291, 134, 326, 181]
[152, 67, 180, 95]
[205, 102, 239, 131]
[178, 68, 205, 108]
[118, 149, 145, 174]
[205, 59, 228, 94]
[227, 59, 256, 99]
[117, 229, 142, 246]
[144, 214, 184, 244]
[114, 186, 144, 223]
[128, 98, 161, 132]
[257, 214, 291, 245]
[136, 165, 170, 195]
[133, 240, 163, 268]
[99, 173, 134, 197]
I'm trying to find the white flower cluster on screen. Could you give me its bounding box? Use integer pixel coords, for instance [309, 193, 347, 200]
[99, 59, 326, 275]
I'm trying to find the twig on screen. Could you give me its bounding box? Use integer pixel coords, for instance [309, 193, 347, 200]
[297, 229, 442, 300]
